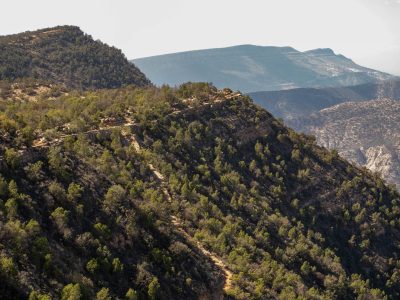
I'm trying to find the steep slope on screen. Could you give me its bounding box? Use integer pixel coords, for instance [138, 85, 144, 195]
[290, 99, 400, 189]
[0, 26, 150, 89]
[0, 111, 223, 298]
[249, 79, 400, 120]
[132, 45, 395, 92]
[1, 83, 400, 299]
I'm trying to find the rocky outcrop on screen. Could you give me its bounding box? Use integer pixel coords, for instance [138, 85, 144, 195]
[364, 145, 400, 187]
[291, 99, 400, 188]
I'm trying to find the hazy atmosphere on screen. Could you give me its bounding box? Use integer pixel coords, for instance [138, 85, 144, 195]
[2, 0, 400, 298]
[1, 0, 399, 75]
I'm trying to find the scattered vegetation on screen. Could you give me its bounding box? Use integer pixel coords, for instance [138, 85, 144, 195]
[136, 86, 400, 299]
[1, 78, 400, 299]
[0, 26, 150, 89]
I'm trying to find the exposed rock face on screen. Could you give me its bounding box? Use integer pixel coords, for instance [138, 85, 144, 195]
[365, 145, 400, 188]
[291, 99, 400, 188]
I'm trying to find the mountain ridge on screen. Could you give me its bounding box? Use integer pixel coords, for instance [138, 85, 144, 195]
[249, 79, 400, 120]
[0, 25, 151, 89]
[132, 44, 396, 92]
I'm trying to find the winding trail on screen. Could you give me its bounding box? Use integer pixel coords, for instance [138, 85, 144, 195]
[131, 134, 233, 295]
[30, 92, 241, 297]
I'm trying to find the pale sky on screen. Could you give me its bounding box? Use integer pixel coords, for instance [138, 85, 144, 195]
[1, 0, 400, 75]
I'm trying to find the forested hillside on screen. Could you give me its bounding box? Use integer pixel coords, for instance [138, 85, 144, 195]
[0, 26, 150, 89]
[1, 83, 400, 299]
[0, 86, 224, 299]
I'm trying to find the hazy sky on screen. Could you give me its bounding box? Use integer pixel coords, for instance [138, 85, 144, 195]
[2, 0, 400, 75]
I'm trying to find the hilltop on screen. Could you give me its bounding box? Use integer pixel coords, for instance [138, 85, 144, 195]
[132, 45, 396, 92]
[1, 83, 400, 299]
[0, 26, 150, 90]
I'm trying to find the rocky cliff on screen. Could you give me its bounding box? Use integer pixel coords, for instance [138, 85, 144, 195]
[291, 99, 400, 188]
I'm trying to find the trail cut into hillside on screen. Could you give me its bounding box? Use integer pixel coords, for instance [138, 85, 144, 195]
[28, 92, 239, 298]
[131, 133, 234, 297]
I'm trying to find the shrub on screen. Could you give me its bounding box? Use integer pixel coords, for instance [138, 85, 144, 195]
[148, 277, 160, 300]
[61, 283, 82, 300]
[86, 258, 99, 274]
[96, 288, 111, 300]
[0, 254, 17, 277]
[67, 183, 83, 202]
[125, 288, 138, 300]
[5, 148, 21, 169]
[103, 184, 126, 213]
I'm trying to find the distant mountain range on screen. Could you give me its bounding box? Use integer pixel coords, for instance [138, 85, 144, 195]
[132, 45, 396, 92]
[0, 26, 150, 89]
[249, 79, 400, 120]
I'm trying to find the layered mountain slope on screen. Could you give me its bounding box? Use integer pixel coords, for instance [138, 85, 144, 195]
[291, 99, 400, 189]
[132, 45, 395, 92]
[0, 26, 150, 89]
[1, 84, 400, 299]
[249, 79, 400, 120]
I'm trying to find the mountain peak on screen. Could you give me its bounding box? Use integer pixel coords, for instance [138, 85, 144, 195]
[305, 48, 336, 56]
[0, 26, 150, 89]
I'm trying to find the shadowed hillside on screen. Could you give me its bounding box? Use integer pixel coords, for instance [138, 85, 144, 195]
[1, 83, 400, 299]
